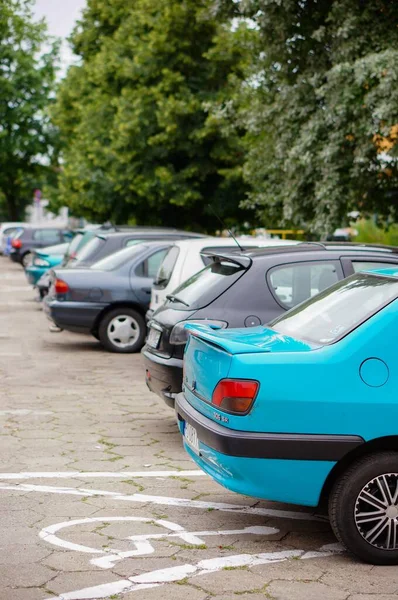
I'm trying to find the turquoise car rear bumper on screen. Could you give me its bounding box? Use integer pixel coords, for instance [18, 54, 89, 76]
[175, 392, 363, 507]
[25, 265, 47, 286]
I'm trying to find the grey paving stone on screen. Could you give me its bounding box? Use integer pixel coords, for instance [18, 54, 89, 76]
[188, 568, 266, 594]
[267, 580, 349, 600]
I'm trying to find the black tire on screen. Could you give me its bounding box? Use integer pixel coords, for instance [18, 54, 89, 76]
[329, 452, 398, 565]
[98, 307, 146, 353]
[21, 251, 32, 268]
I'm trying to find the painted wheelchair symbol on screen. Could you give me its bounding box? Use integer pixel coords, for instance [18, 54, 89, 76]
[40, 516, 280, 569]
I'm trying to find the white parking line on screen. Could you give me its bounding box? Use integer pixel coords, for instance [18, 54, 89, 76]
[0, 410, 53, 416]
[0, 470, 206, 479]
[0, 482, 322, 521]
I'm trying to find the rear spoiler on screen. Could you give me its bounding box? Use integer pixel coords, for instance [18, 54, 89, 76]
[185, 323, 268, 355]
[199, 251, 252, 269]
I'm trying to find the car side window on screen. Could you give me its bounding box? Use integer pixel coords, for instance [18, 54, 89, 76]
[352, 261, 395, 273]
[137, 249, 168, 278]
[33, 229, 61, 244]
[268, 262, 340, 309]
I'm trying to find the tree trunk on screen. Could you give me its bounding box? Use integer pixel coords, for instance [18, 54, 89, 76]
[5, 194, 19, 221]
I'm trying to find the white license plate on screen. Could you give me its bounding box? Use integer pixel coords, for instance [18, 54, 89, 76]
[184, 422, 199, 454]
[147, 328, 161, 348]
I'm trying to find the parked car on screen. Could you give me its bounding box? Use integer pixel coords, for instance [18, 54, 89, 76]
[148, 237, 298, 318]
[175, 267, 398, 565]
[9, 226, 73, 267]
[2, 226, 24, 257]
[63, 228, 205, 269]
[43, 241, 173, 353]
[25, 242, 70, 288]
[143, 242, 398, 408]
[0, 222, 27, 254]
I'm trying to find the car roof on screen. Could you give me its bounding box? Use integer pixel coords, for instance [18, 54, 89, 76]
[96, 230, 204, 240]
[242, 242, 398, 258]
[169, 236, 297, 250]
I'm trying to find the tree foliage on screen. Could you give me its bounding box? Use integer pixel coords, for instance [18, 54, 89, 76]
[228, 0, 398, 234]
[52, 0, 257, 229]
[0, 0, 59, 220]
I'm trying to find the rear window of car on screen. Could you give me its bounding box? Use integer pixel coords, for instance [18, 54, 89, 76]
[73, 236, 105, 264]
[167, 259, 247, 311]
[154, 246, 180, 288]
[91, 244, 147, 271]
[67, 232, 84, 256]
[269, 272, 398, 345]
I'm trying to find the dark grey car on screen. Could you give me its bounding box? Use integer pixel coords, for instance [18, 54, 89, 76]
[10, 226, 73, 267]
[65, 228, 205, 268]
[43, 241, 173, 353]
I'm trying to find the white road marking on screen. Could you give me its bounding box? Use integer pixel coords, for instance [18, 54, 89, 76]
[0, 482, 321, 521]
[45, 544, 343, 599]
[0, 470, 206, 479]
[38, 515, 279, 569]
[0, 410, 53, 416]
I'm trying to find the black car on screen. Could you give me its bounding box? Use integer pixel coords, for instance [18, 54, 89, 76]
[143, 242, 398, 407]
[64, 228, 205, 268]
[43, 241, 173, 353]
[9, 226, 73, 267]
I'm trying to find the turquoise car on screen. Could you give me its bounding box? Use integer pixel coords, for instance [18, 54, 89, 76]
[25, 242, 69, 286]
[176, 268, 398, 564]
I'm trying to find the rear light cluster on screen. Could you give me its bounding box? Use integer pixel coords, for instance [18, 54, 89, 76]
[54, 279, 69, 294]
[212, 379, 259, 415]
[11, 239, 22, 249]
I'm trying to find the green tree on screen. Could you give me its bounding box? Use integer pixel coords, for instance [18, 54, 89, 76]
[0, 0, 59, 220]
[226, 0, 398, 235]
[52, 0, 256, 230]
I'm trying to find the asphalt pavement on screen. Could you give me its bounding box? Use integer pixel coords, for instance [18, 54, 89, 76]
[0, 257, 397, 600]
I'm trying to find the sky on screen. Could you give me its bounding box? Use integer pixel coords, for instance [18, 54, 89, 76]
[32, 0, 87, 72]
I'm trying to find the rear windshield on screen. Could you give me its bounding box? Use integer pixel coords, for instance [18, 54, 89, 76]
[74, 236, 105, 264]
[270, 272, 398, 345]
[154, 246, 180, 288]
[67, 232, 84, 256]
[167, 259, 246, 311]
[91, 244, 147, 271]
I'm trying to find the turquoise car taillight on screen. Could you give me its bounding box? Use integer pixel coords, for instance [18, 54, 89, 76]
[212, 379, 259, 415]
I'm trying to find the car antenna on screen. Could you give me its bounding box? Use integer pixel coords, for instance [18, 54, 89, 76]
[207, 204, 244, 252]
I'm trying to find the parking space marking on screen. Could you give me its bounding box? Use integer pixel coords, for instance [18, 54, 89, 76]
[39, 515, 280, 569]
[45, 544, 343, 600]
[0, 481, 322, 520]
[0, 470, 206, 479]
[0, 410, 53, 416]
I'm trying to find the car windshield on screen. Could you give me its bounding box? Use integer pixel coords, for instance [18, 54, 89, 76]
[154, 246, 180, 287]
[73, 236, 105, 264]
[91, 244, 147, 271]
[269, 272, 398, 345]
[167, 259, 246, 310]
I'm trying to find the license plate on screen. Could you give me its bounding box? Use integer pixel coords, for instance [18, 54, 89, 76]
[184, 422, 199, 454]
[147, 328, 161, 348]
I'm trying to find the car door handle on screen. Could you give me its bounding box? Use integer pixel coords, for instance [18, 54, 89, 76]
[141, 288, 151, 293]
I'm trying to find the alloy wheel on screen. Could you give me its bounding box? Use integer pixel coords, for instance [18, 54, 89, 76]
[354, 473, 398, 550]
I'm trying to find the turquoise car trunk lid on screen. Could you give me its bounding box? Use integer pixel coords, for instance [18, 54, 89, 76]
[183, 324, 317, 427]
[183, 334, 233, 404]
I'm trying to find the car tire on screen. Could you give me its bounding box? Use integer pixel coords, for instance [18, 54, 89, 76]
[98, 307, 146, 353]
[21, 252, 32, 268]
[329, 452, 398, 565]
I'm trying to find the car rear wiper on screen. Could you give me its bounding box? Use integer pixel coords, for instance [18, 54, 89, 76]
[166, 294, 189, 307]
